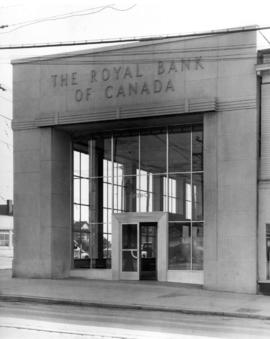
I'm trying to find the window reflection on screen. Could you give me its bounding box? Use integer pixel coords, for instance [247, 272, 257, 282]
[122, 224, 137, 272]
[192, 174, 203, 221]
[73, 151, 80, 176]
[192, 130, 203, 171]
[81, 152, 89, 178]
[137, 170, 153, 212]
[114, 135, 139, 175]
[122, 251, 137, 272]
[185, 183, 192, 220]
[122, 175, 137, 212]
[73, 177, 80, 204]
[81, 178, 89, 205]
[73, 150, 90, 268]
[140, 133, 166, 173]
[164, 174, 192, 219]
[169, 130, 191, 172]
[168, 223, 191, 270]
[122, 224, 137, 249]
[168, 222, 204, 271]
[192, 223, 204, 270]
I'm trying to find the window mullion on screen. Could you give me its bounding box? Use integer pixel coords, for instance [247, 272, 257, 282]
[190, 129, 193, 271]
[166, 128, 169, 212]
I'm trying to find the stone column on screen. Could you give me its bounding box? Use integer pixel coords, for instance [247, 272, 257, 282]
[13, 127, 72, 278]
[204, 107, 257, 293]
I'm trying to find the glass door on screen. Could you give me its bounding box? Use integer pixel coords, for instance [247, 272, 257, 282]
[121, 223, 139, 279]
[140, 222, 157, 280]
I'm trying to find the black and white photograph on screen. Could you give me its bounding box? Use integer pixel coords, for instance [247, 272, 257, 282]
[1, 0, 270, 338]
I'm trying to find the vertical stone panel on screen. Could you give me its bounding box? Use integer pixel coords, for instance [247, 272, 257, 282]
[203, 112, 218, 289]
[258, 82, 270, 281]
[13, 127, 71, 278]
[50, 129, 72, 277]
[13, 129, 50, 277]
[260, 83, 270, 179]
[204, 107, 257, 293]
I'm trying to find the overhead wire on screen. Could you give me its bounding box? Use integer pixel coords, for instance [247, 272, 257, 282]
[0, 4, 136, 34]
[0, 27, 267, 111]
[0, 113, 12, 121]
[5, 4, 115, 25]
[259, 30, 270, 46]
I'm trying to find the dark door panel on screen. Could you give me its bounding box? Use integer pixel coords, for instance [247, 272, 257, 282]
[140, 222, 157, 280]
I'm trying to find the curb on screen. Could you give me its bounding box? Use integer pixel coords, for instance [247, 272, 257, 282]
[1, 294, 270, 321]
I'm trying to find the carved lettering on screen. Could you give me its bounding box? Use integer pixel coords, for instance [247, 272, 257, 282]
[71, 72, 78, 85]
[158, 61, 165, 75]
[181, 59, 190, 71]
[141, 82, 150, 95]
[168, 61, 177, 73]
[195, 57, 204, 70]
[102, 68, 110, 81]
[61, 74, 68, 87]
[91, 70, 97, 83]
[105, 86, 113, 99]
[75, 89, 83, 102]
[129, 83, 138, 95]
[114, 67, 122, 80]
[136, 64, 143, 77]
[166, 80, 175, 92]
[116, 85, 125, 97]
[86, 88, 91, 101]
[49, 59, 205, 103]
[123, 66, 132, 79]
[154, 80, 162, 93]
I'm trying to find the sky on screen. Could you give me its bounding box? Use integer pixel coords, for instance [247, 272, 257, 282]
[0, 0, 270, 201]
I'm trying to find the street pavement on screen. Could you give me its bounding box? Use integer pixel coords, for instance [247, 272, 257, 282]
[1, 269, 270, 320]
[2, 301, 270, 338]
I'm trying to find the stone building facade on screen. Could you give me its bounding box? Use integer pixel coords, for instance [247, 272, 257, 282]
[12, 27, 269, 294]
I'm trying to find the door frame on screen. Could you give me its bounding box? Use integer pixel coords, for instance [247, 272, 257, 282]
[120, 222, 139, 280]
[112, 212, 168, 281]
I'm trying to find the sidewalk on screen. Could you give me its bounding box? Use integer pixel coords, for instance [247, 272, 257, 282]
[1, 269, 270, 320]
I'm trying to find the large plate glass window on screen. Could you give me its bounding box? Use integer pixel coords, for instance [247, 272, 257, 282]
[72, 124, 203, 271]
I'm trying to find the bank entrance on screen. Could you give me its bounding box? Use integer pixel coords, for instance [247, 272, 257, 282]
[121, 222, 157, 280]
